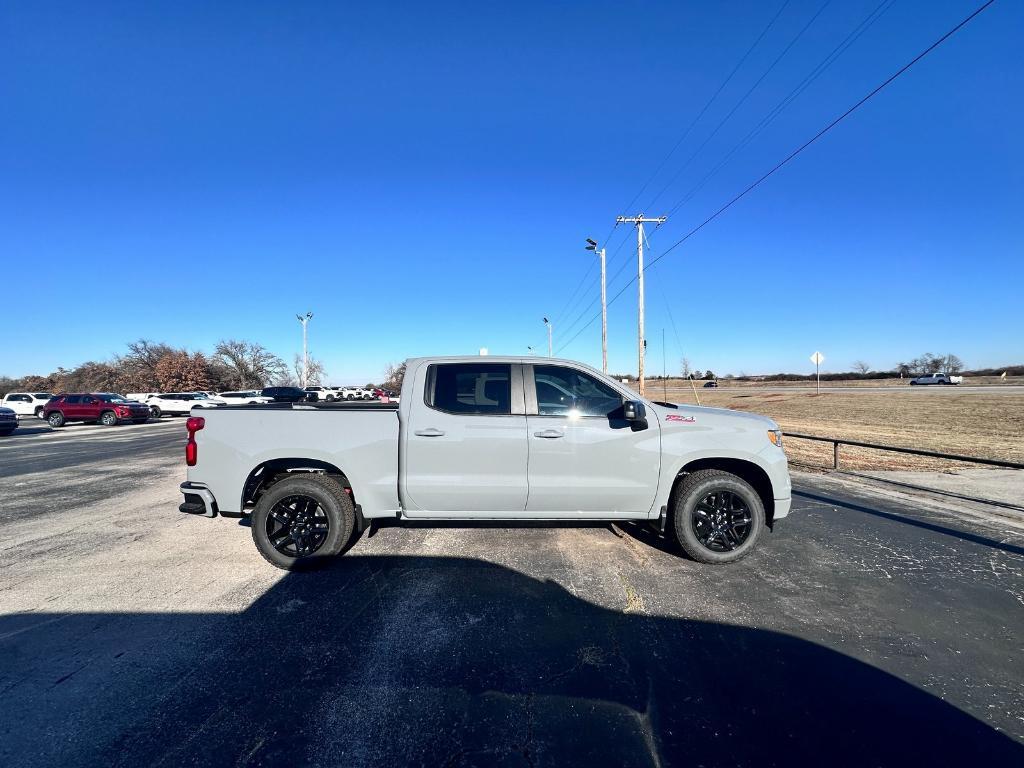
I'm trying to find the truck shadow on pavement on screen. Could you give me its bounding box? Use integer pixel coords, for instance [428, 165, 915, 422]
[2, 555, 1021, 767]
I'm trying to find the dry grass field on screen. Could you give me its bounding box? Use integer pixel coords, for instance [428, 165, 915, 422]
[645, 384, 1024, 471]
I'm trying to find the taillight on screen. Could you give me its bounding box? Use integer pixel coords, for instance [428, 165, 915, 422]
[185, 417, 205, 466]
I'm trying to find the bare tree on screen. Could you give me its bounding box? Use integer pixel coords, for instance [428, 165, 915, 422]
[383, 361, 407, 393]
[942, 354, 965, 374]
[213, 340, 287, 389]
[851, 360, 870, 375]
[293, 354, 326, 387]
[680, 357, 692, 378]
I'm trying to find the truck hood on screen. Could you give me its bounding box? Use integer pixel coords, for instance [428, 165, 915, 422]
[648, 401, 778, 434]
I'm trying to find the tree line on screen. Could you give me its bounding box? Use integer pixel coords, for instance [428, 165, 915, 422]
[0, 339, 320, 395]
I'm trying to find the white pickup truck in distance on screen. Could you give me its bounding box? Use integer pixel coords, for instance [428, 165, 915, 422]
[179, 356, 792, 570]
[909, 373, 963, 385]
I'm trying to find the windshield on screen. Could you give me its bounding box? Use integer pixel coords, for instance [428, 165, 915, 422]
[99, 394, 129, 403]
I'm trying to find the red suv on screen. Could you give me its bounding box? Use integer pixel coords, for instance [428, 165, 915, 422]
[43, 393, 152, 427]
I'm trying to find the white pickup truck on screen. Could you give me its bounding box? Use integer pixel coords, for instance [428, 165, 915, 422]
[179, 356, 791, 569]
[909, 373, 963, 386]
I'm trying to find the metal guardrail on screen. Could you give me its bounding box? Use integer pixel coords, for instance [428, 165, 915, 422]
[783, 432, 1024, 513]
[784, 432, 1024, 471]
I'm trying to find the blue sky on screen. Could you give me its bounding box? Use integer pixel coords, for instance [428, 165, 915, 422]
[2, 0, 1020, 382]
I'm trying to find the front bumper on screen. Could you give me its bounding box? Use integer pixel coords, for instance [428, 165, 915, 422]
[773, 495, 792, 520]
[179, 482, 218, 517]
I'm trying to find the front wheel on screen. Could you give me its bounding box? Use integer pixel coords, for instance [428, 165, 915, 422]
[251, 475, 355, 570]
[672, 469, 765, 564]
[100, 410, 118, 426]
[47, 411, 65, 428]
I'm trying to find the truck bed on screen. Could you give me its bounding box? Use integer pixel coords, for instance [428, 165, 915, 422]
[188, 403, 401, 516]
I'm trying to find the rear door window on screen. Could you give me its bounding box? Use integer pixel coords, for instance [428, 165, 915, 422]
[427, 364, 512, 415]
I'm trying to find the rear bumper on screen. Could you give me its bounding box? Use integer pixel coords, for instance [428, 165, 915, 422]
[179, 482, 218, 517]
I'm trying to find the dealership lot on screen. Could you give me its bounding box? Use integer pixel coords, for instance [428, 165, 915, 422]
[1, 425, 1022, 766]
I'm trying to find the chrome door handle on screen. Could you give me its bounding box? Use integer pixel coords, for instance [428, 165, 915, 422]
[414, 428, 446, 437]
[533, 429, 564, 439]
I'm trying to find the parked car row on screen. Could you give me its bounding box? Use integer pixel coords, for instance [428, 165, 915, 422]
[0, 384, 401, 435]
[301, 385, 396, 402]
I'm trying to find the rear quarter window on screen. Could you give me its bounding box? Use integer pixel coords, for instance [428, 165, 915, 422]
[427, 363, 512, 415]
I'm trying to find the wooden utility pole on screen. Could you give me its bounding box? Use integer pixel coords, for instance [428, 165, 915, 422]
[615, 214, 666, 396]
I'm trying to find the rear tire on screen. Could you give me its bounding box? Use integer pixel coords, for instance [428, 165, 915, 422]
[47, 411, 65, 428]
[251, 474, 354, 570]
[150, 406, 162, 419]
[671, 469, 765, 564]
[34, 407, 45, 419]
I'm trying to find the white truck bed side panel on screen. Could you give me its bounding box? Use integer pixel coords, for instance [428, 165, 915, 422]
[188, 409, 400, 515]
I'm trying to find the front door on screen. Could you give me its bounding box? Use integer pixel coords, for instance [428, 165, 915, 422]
[525, 364, 661, 517]
[402, 362, 528, 516]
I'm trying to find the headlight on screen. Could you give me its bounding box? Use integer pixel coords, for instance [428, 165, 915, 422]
[768, 429, 783, 448]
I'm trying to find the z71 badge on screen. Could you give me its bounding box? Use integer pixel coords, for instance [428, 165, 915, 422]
[665, 414, 696, 423]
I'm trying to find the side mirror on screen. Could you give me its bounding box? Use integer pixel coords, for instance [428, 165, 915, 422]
[622, 400, 646, 423]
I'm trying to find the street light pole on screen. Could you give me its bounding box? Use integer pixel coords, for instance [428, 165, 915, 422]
[585, 238, 608, 373]
[543, 317, 553, 356]
[296, 312, 313, 387]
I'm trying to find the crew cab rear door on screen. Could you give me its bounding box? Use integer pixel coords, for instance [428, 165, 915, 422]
[524, 363, 661, 517]
[402, 362, 528, 515]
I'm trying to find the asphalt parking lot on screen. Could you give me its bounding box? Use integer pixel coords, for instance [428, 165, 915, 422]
[1, 422, 1022, 767]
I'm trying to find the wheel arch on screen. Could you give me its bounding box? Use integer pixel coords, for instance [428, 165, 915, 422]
[241, 458, 365, 529]
[671, 457, 776, 528]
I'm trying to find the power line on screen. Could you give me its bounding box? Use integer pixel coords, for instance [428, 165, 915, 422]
[546, 0, 790, 341]
[666, 0, 896, 218]
[644, 0, 834, 213]
[620, 0, 792, 215]
[556, 0, 997, 355]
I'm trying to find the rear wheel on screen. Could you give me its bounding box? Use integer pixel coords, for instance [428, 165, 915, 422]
[325, 394, 335, 402]
[47, 411, 65, 427]
[251, 475, 354, 570]
[672, 469, 764, 564]
[150, 406, 162, 419]
[100, 410, 118, 426]
[34, 407, 45, 419]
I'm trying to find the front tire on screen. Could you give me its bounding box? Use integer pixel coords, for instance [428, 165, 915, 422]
[47, 411, 65, 428]
[672, 469, 764, 564]
[251, 475, 355, 570]
[100, 410, 118, 426]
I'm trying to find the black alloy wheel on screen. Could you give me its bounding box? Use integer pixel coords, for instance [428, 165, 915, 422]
[691, 490, 752, 552]
[265, 494, 331, 557]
